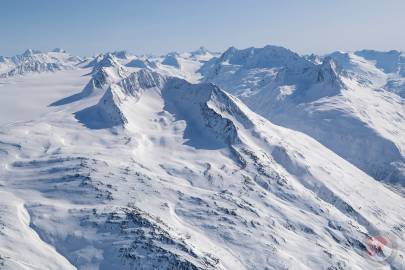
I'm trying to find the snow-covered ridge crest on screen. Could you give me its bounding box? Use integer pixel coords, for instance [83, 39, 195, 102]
[93, 68, 253, 147]
[111, 50, 132, 60]
[162, 78, 254, 145]
[314, 57, 344, 85]
[50, 53, 131, 107]
[201, 45, 405, 188]
[355, 49, 405, 75]
[90, 53, 123, 73]
[202, 45, 346, 102]
[1, 62, 69, 78]
[1, 48, 405, 269]
[90, 53, 130, 88]
[215, 45, 310, 69]
[328, 49, 405, 98]
[95, 69, 167, 126]
[126, 58, 156, 69]
[327, 51, 388, 88]
[275, 56, 345, 94]
[162, 53, 181, 68]
[118, 69, 167, 96]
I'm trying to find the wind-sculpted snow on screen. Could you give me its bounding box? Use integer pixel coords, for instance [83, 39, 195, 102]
[0, 46, 405, 270]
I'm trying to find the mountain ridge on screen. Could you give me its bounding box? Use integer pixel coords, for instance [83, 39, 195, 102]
[0, 45, 404, 270]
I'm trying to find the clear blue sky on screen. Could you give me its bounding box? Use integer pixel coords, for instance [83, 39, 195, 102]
[1, 0, 404, 56]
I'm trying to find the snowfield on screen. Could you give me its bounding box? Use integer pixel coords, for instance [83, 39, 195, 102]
[0, 48, 404, 270]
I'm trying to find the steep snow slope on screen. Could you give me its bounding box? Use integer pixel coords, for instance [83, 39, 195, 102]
[355, 50, 405, 76]
[329, 50, 405, 98]
[328, 51, 387, 87]
[0, 65, 404, 269]
[355, 50, 405, 98]
[0, 190, 76, 270]
[201, 46, 405, 189]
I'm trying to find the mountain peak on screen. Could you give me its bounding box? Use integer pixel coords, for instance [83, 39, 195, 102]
[311, 57, 344, 88]
[190, 46, 209, 56]
[162, 53, 181, 68]
[85, 53, 130, 90]
[22, 49, 42, 57]
[217, 45, 308, 69]
[0, 48, 79, 78]
[118, 69, 166, 96]
[219, 46, 238, 61]
[321, 57, 341, 74]
[52, 48, 66, 53]
[2, 43, 405, 270]
[91, 53, 121, 72]
[305, 53, 322, 64]
[111, 50, 131, 59]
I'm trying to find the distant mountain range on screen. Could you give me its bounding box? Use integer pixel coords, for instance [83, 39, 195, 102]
[0, 45, 404, 270]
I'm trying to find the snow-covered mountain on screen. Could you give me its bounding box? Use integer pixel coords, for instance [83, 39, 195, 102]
[0, 47, 404, 270]
[201, 45, 405, 190]
[0, 49, 81, 78]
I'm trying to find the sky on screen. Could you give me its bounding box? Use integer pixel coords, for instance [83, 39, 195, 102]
[1, 0, 404, 56]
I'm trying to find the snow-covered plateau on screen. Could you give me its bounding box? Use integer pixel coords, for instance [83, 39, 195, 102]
[0, 47, 404, 270]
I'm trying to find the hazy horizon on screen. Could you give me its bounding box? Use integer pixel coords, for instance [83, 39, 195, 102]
[2, 0, 405, 56]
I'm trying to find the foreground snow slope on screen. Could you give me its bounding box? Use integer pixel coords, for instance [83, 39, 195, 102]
[201, 45, 405, 189]
[0, 61, 404, 269]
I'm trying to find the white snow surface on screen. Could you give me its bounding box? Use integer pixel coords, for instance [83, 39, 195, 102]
[0, 49, 81, 78]
[0, 46, 404, 270]
[201, 45, 405, 189]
